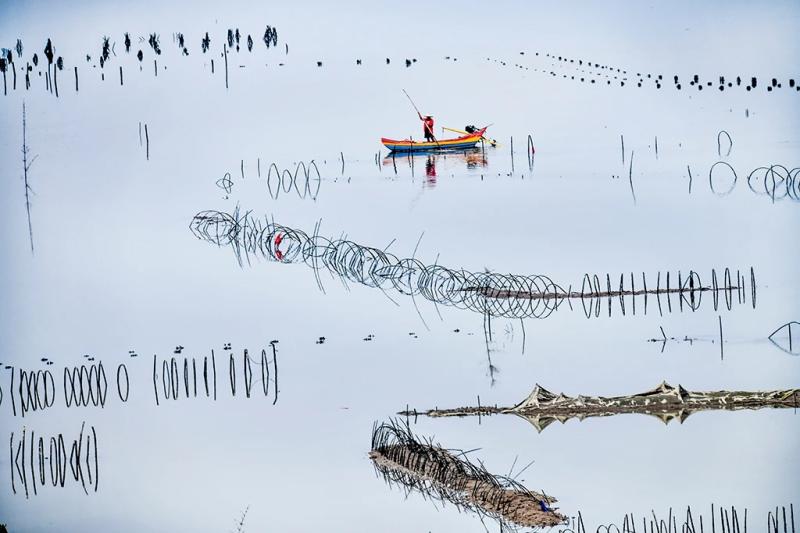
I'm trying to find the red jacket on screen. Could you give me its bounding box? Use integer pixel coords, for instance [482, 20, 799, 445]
[421, 116, 434, 137]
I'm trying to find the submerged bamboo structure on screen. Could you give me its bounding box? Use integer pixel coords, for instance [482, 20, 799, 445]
[400, 382, 800, 432]
[370, 421, 566, 529]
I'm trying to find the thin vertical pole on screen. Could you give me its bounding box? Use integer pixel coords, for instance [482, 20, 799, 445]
[223, 44, 229, 89]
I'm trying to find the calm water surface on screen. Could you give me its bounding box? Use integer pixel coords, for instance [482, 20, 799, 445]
[0, 1, 798, 531]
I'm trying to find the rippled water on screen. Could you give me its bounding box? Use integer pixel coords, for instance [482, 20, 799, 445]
[1, 1, 798, 531]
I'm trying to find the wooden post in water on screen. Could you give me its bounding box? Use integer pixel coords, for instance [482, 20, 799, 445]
[145, 124, 150, 160]
[74, 66, 78, 92]
[223, 44, 229, 89]
[510, 136, 514, 173]
[628, 150, 636, 204]
[119, 65, 123, 85]
[22, 101, 34, 254]
[154, 59, 158, 77]
[53, 65, 58, 97]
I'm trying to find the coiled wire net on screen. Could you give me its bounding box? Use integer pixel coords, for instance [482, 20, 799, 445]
[191, 209, 754, 321]
[190, 208, 566, 320]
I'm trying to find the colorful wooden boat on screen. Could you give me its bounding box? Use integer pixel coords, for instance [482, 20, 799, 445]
[381, 127, 487, 152]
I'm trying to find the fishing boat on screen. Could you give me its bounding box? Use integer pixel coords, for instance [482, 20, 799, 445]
[381, 127, 488, 152]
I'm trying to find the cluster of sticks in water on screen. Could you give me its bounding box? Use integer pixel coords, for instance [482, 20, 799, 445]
[399, 381, 800, 433]
[490, 50, 800, 94]
[4, 34, 798, 97]
[618, 130, 800, 203]
[1, 346, 278, 499]
[559, 504, 797, 533]
[370, 421, 798, 532]
[708, 162, 800, 202]
[0, 345, 279, 418]
[152, 346, 279, 406]
[216, 159, 322, 201]
[9, 422, 98, 499]
[0, 27, 280, 96]
[190, 209, 755, 321]
[370, 420, 566, 529]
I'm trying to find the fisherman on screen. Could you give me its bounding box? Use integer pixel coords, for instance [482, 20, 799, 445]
[418, 112, 436, 142]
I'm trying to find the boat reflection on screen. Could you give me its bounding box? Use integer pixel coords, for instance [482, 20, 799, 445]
[382, 148, 489, 187]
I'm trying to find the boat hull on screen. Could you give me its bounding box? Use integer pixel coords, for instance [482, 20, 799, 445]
[381, 128, 486, 152]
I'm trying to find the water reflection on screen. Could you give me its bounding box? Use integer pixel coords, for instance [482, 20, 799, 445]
[401, 381, 800, 433]
[383, 148, 489, 186]
[425, 155, 436, 186]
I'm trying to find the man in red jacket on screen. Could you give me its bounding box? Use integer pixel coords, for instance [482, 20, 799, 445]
[418, 112, 436, 142]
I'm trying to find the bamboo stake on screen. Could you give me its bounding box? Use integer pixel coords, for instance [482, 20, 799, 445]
[224, 44, 229, 89]
[22, 101, 36, 254]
